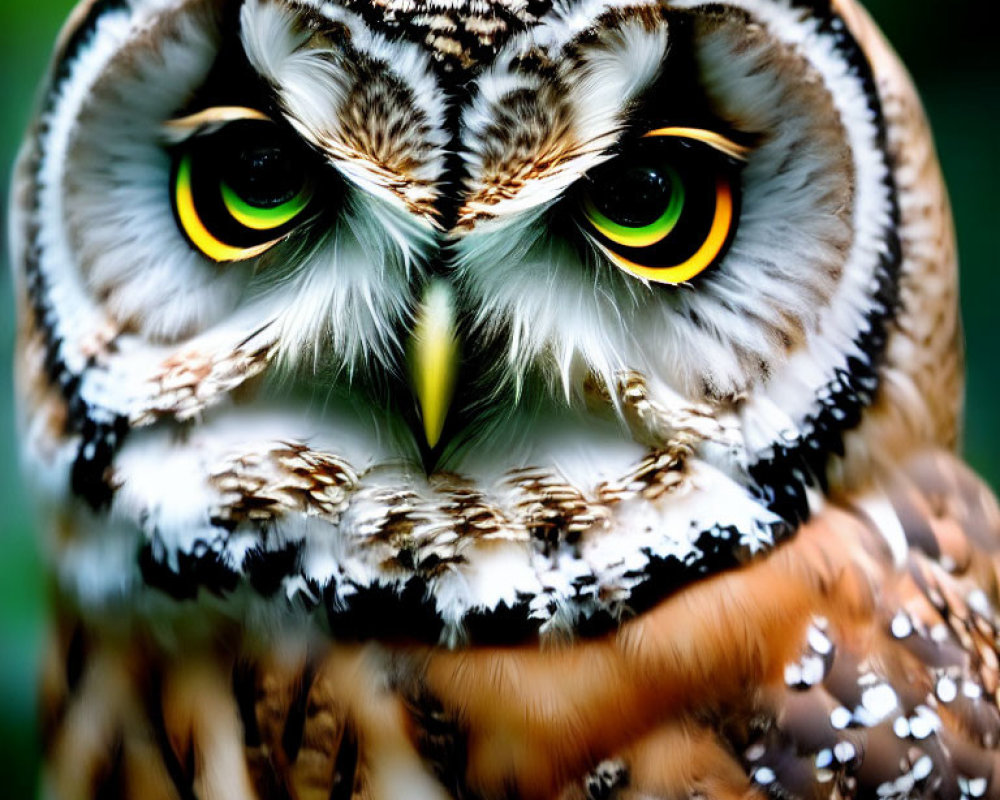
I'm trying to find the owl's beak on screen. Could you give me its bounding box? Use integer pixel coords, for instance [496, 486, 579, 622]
[409, 280, 460, 451]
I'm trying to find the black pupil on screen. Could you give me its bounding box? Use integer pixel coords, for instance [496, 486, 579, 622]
[591, 163, 674, 228]
[220, 131, 304, 208]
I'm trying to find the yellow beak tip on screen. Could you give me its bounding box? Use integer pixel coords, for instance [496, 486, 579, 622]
[424, 424, 443, 450]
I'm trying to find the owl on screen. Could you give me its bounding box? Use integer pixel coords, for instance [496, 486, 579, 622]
[10, 0, 999, 797]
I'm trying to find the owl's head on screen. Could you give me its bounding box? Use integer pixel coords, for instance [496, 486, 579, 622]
[13, 0, 958, 642]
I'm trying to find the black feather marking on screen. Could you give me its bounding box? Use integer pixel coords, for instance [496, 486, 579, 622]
[93, 731, 126, 800]
[145, 671, 198, 800]
[138, 536, 240, 601]
[324, 577, 445, 643]
[51, 0, 131, 86]
[461, 597, 539, 645]
[65, 624, 87, 695]
[747, 0, 903, 526]
[329, 721, 359, 800]
[281, 660, 316, 762]
[232, 661, 262, 748]
[24, 0, 136, 511]
[243, 542, 303, 597]
[406, 688, 477, 800]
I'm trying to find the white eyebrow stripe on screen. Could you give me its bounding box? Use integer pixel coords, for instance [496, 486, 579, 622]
[532, 0, 664, 52]
[240, 0, 449, 216]
[458, 3, 670, 225]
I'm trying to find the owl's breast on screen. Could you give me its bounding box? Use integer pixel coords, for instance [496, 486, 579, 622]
[40, 450, 1000, 800]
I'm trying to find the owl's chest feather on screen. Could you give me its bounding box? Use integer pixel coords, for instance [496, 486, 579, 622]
[40, 450, 1000, 800]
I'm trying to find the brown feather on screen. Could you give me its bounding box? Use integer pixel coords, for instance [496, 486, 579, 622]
[40, 449, 1000, 799]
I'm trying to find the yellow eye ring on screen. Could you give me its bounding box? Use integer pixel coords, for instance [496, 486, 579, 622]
[174, 153, 281, 263]
[594, 175, 735, 285]
[580, 126, 744, 285]
[170, 109, 316, 263]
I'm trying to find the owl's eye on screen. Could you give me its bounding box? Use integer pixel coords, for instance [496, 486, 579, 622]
[170, 108, 315, 263]
[580, 127, 748, 284]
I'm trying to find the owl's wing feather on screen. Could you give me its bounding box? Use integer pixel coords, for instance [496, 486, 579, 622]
[41, 448, 1000, 800]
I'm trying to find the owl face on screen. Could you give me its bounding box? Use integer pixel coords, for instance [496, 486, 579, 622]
[14, 0, 925, 643]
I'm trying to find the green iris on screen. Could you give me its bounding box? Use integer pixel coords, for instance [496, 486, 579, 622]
[584, 164, 685, 249]
[220, 181, 312, 231]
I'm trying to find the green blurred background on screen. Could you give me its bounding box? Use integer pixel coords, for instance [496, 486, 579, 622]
[0, 0, 997, 795]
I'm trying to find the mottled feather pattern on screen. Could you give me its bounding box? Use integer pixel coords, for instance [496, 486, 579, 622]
[11, 0, 995, 798]
[40, 451, 1000, 799]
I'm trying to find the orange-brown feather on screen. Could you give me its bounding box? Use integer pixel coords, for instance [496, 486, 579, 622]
[39, 448, 1000, 799]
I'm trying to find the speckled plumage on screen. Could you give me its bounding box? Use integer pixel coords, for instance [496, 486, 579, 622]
[11, 0, 991, 798]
